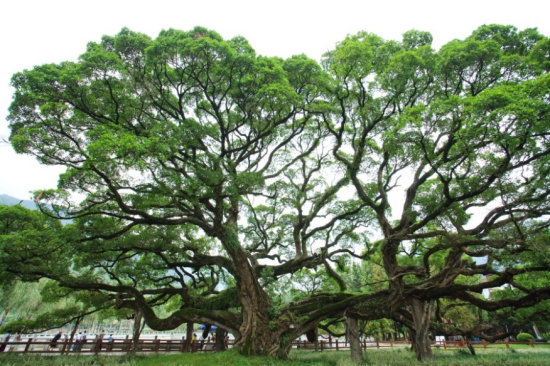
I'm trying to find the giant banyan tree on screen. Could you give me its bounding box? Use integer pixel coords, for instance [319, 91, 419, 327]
[3, 24, 550, 361]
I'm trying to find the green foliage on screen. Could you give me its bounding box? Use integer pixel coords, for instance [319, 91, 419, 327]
[193, 287, 240, 310]
[363, 319, 394, 339]
[267, 306, 280, 320]
[0, 205, 67, 285]
[403, 30, 433, 49]
[444, 305, 477, 330]
[516, 333, 534, 342]
[281, 334, 289, 346]
[0, 305, 81, 333]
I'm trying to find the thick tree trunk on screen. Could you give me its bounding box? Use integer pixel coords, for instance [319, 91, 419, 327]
[410, 299, 434, 361]
[131, 310, 143, 353]
[314, 326, 319, 352]
[222, 229, 277, 356]
[347, 316, 362, 361]
[215, 327, 226, 352]
[185, 322, 193, 352]
[234, 270, 275, 356]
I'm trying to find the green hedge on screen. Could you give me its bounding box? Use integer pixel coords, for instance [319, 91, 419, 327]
[517, 333, 534, 342]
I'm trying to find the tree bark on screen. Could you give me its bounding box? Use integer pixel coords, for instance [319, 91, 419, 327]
[346, 316, 362, 361]
[466, 338, 476, 356]
[233, 262, 275, 356]
[314, 326, 319, 352]
[409, 329, 417, 353]
[185, 322, 193, 352]
[410, 299, 434, 361]
[221, 227, 277, 356]
[215, 327, 226, 352]
[68, 316, 82, 351]
[131, 310, 143, 353]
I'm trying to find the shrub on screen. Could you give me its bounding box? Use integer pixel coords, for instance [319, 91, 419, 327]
[516, 333, 534, 342]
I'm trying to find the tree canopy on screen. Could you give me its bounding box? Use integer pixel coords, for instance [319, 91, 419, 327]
[4, 24, 550, 361]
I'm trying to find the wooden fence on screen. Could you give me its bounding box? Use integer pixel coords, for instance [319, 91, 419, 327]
[313, 338, 544, 351]
[432, 338, 542, 350]
[0, 337, 544, 355]
[1, 337, 224, 354]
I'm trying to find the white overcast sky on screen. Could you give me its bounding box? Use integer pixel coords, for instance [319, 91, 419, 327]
[1, 0, 549, 200]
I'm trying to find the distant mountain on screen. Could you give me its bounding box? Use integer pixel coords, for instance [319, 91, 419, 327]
[0, 194, 37, 209]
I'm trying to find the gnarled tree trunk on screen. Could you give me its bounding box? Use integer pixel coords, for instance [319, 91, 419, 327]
[221, 227, 279, 356]
[347, 316, 362, 361]
[233, 260, 275, 356]
[410, 298, 434, 361]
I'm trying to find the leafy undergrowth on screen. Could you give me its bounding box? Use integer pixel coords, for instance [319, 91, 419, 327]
[1, 348, 550, 366]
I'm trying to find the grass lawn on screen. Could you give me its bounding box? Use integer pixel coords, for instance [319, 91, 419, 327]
[1, 348, 550, 366]
[133, 349, 550, 366]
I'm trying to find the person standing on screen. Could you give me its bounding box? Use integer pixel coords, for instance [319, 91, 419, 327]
[0, 330, 11, 352]
[72, 332, 82, 351]
[107, 334, 114, 351]
[78, 331, 87, 351]
[192, 333, 197, 352]
[97, 329, 106, 350]
[49, 332, 62, 350]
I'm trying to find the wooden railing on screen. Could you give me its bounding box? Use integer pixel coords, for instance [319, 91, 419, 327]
[431, 338, 542, 350]
[0, 337, 544, 354]
[1, 337, 233, 354]
[291, 338, 544, 351]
